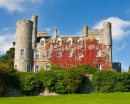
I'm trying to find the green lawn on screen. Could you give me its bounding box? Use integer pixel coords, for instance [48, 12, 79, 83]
[0, 92, 130, 104]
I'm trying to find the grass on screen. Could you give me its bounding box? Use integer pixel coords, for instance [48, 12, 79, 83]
[0, 92, 130, 104]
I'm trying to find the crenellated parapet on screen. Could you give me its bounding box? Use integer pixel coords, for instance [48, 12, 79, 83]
[88, 29, 104, 35]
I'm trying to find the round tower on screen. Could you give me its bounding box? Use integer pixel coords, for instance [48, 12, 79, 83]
[31, 15, 38, 49]
[14, 20, 33, 72]
[82, 25, 88, 37]
[103, 22, 112, 46]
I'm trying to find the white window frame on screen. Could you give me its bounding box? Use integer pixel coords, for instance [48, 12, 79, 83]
[40, 38, 46, 46]
[96, 64, 101, 70]
[96, 50, 100, 57]
[58, 50, 62, 57]
[36, 51, 40, 58]
[67, 38, 72, 45]
[35, 65, 39, 72]
[78, 38, 83, 45]
[46, 51, 50, 58]
[41, 41, 45, 46]
[68, 64, 72, 68]
[96, 39, 99, 44]
[79, 50, 83, 57]
[27, 65, 31, 72]
[20, 49, 24, 56]
[46, 64, 50, 70]
[68, 50, 72, 57]
[15, 65, 17, 69]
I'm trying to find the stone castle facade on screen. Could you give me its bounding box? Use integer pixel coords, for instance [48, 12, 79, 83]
[14, 15, 112, 72]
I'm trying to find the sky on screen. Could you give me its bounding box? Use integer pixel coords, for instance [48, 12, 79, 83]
[0, 0, 130, 71]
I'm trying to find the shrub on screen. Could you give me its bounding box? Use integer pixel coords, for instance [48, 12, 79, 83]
[76, 64, 98, 74]
[11, 72, 43, 95]
[114, 73, 130, 92]
[92, 70, 117, 93]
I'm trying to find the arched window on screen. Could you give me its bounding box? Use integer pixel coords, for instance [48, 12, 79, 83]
[78, 38, 83, 45]
[67, 38, 72, 45]
[57, 38, 62, 46]
[40, 38, 45, 46]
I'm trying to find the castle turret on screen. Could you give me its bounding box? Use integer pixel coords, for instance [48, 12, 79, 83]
[103, 22, 112, 46]
[82, 25, 88, 37]
[31, 15, 38, 49]
[14, 20, 33, 72]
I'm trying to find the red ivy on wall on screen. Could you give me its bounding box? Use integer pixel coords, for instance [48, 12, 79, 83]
[45, 39, 112, 69]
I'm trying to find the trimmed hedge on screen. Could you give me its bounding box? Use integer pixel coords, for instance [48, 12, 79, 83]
[92, 70, 130, 93]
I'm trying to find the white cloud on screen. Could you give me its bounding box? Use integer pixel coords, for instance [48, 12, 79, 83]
[0, 0, 44, 12]
[93, 17, 130, 41]
[0, 28, 15, 54]
[116, 43, 127, 51]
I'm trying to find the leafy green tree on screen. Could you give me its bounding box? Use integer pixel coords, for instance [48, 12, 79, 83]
[128, 66, 130, 73]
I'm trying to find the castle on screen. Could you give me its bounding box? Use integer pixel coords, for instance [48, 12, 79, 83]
[14, 15, 112, 72]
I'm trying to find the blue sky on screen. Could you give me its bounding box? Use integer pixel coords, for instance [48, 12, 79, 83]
[0, 0, 130, 71]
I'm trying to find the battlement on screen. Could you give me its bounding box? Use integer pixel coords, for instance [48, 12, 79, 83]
[37, 31, 47, 37]
[16, 20, 33, 27]
[88, 29, 104, 34]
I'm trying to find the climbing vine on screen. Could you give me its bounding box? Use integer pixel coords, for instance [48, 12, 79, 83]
[46, 39, 112, 69]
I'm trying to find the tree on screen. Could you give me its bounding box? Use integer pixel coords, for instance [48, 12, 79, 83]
[128, 66, 130, 73]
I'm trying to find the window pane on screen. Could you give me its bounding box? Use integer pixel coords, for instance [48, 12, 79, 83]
[96, 64, 100, 70]
[58, 41, 61, 45]
[68, 51, 72, 57]
[79, 40, 82, 45]
[96, 40, 99, 44]
[68, 41, 72, 45]
[36, 51, 39, 57]
[58, 51, 61, 57]
[79, 50, 83, 57]
[35, 65, 39, 72]
[41, 41, 45, 46]
[46, 51, 50, 57]
[46, 65, 50, 70]
[20, 49, 24, 56]
[27, 65, 31, 72]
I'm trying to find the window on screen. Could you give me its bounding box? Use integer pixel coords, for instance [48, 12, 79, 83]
[27, 65, 31, 72]
[46, 65, 50, 70]
[58, 50, 62, 57]
[79, 50, 83, 57]
[35, 65, 39, 72]
[36, 51, 40, 57]
[68, 64, 72, 68]
[68, 51, 72, 57]
[41, 41, 45, 46]
[96, 64, 101, 70]
[96, 40, 99, 44]
[15, 65, 17, 69]
[46, 51, 50, 58]
[79, 40, 82, 45]
[58, 41, 61, 46]
[68, 40, 72, 45]
[20, 49, 24, 56]
[96, 50, 100, 57]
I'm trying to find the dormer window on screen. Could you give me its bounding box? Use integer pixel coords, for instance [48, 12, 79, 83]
[79, 40, 82, 45]
[68, 41, 72, 45]
[67, 38, 72, 45]
[58, 41, 61, 46]
[41, 41, 45, 46]
[40, 38, 45, 46]
[78, 38, 83, 45]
